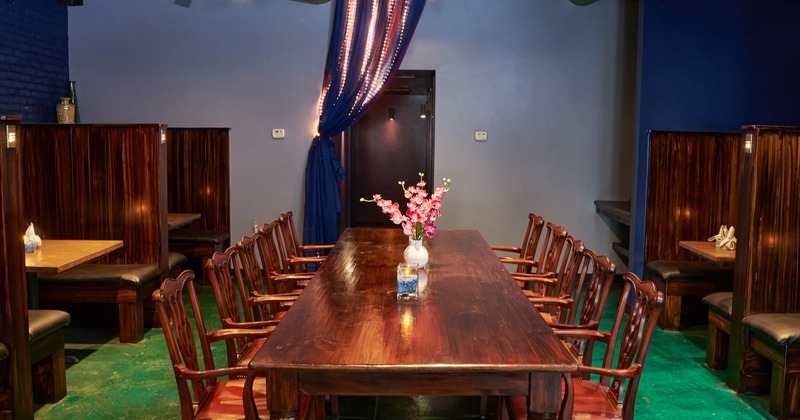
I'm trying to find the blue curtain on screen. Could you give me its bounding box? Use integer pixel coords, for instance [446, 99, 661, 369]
[303, 0, 427, 247]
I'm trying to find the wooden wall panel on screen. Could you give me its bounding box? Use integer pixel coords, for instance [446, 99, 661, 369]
[19, 125, 76, 240]
[729, 126, 800, 388]
[645, 131, 742, 263]
[166, 128, 230, 233]
[20, 124, 168, 275]
[0, 117, 33, 418]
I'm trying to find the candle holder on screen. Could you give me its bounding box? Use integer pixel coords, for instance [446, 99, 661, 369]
[24, 241, 37, 254]
[396, 262, 419, 300]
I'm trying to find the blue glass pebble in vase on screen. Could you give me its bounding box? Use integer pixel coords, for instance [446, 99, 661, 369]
[396, 262, 419, 300]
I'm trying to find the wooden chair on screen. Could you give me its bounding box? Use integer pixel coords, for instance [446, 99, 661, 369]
[505, 272, 664, 420]
[152, 270, 275, 419]
[203, 248, 281, 369]
[504, 223, 569, 298]
[277, 211, 331, 273]
[491, 212, 546, 273]
[527, 236, 590, 323]
[235, 233, 303, 320]
[256, 221, 314, 294]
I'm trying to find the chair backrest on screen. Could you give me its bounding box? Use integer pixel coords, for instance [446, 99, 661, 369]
[526, 222, 568, 295]
[536, 222, 569, 275]
[236, 232, 282, 321]
[256, 221, 292, 293]
[203, 248, 257, 367]
[152, 270, 217, 419]
[278, 211, 301, 265]
[572, 249, 617, 328]
[514, 213, 546, 272]
[601, 272, 664, 419]
[545, 236, 590, 321]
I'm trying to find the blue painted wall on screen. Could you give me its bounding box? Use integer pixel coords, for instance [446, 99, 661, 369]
[0, 0, 69, 122]
[630, 0, 800, 276]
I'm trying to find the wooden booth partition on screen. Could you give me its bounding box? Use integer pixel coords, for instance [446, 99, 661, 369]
[645, 131, 741, 262]
[20, 124, 168, 273]
[0, 117, 33, 418]
[644, 131, 741, 328]
[166, 127, 230, 233]
[728, 126, 800, 390]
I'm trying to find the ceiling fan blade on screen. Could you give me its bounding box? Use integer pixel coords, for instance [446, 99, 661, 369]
[174, 0, 191, 7]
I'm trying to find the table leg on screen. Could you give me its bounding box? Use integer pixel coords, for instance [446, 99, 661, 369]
[27, 271, 38, 309]
[268, 371, 300, 420]
[528, 372, 564, 419]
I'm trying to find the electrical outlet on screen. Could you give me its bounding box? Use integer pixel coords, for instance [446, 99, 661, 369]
[474, 131, 488, 141]
[272, 128, 285, 139]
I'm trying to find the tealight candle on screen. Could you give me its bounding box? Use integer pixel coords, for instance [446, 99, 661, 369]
[396, 262, 419, 300]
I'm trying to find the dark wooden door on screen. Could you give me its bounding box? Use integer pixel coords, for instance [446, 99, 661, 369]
[345, 71, 435, 228]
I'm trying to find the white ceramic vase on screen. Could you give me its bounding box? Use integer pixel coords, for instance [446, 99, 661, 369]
[403, 237, 429, 268]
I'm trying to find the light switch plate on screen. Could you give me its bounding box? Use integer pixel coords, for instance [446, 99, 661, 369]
[272, 128, 285, 139]
[474, 131, 488, 141]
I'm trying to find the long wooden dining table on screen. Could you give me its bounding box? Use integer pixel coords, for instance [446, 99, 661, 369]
[246, 228, 577, 419]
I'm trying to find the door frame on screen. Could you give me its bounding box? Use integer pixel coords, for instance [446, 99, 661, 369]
[337, 70, 436, 230]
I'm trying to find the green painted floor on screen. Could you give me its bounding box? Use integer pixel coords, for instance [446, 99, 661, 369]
[33, 284, 774, 419]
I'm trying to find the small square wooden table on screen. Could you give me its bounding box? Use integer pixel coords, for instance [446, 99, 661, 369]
[25, 239, 123, 308]
[679, 240, 736, 263]
[167, 213, 201, 230]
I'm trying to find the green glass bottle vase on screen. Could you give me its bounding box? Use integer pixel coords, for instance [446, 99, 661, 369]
[66, 81, 80, 124]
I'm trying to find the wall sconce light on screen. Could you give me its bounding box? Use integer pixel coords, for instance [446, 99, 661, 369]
[5, 124, 18, 149]
[389, 108, 396, 121]
[160, 125, 167, 144]
[744, 133, 752, 153]
[420, 104, 427, 119]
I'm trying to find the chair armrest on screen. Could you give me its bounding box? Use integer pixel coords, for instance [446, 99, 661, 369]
[272, 273, 314, 283]
[298, 244, 334, 253]
[498, 257, 540, 268]
[577, 363, 642, 380]
[511, 275, 557, 287]
[249, 294, 299, 305]
[547, 320, 600, 331]
[552, 328, 610, 344]
[491, 245, 522, 255]
[529, 296, 572, 307]
[511, 271, 556, 279]
[285, 256, 326, 266]
[175, 363, 250, 381]
[206, 327, 274, 344]
[221, 317, 280, 330]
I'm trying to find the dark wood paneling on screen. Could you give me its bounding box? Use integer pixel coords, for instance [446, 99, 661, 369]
[645, 131, 741, 262]
[0, 117, 33, 418]
[166, 128, 230, 233]
[19, 125, 76, 240]
[20, 124, 168, 275]
[729, 126, 800, 389]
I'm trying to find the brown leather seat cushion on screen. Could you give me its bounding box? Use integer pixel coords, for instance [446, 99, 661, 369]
[169, 229, 230, 245]
[28, 309, 71, 343]
[743, 313, 800, 346]
[703, 292, 733, 316]
[37, 264, 160, 288]
[645, 260, 733, 282]
[168, 251, 187, 271]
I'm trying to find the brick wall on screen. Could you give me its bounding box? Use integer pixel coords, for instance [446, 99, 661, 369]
[0, 0, 68, 123]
